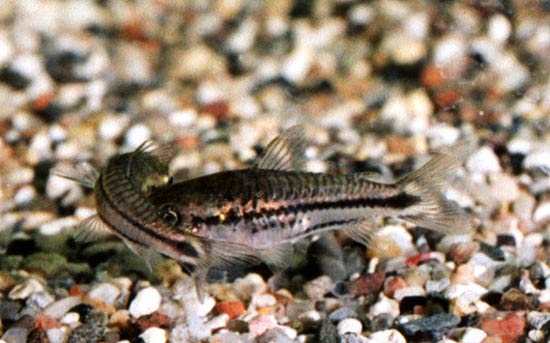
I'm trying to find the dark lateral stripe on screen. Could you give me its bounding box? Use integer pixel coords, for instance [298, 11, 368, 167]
[199, 192, 421, 229]
[98, 179, 200, 259]
[306, 218, 357, 235]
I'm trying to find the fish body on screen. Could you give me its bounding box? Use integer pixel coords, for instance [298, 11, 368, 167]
[148, 169, 419, 249]
[55, 127, 473, 299]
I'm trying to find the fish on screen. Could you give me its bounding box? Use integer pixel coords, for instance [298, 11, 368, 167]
[55, 127, 474, 300]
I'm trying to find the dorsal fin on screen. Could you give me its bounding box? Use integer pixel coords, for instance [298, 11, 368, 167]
[257, 125, 306, 171]
[134, 140, 175, 164]
[74, 215, 113, 242]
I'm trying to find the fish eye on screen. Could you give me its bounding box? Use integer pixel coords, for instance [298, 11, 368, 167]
[160, 205, 181, 226]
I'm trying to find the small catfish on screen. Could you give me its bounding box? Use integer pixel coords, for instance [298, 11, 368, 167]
[55, 127, 473, 300]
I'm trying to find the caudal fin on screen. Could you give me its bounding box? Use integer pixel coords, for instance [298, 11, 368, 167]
[395, 138, 475, 233]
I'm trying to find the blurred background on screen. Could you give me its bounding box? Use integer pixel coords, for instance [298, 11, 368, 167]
[1, 1, 550, 342]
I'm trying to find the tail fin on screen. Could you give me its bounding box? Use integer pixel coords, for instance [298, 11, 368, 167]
[395, 138, 475, 233]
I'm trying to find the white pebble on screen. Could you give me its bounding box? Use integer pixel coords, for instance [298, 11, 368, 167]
[125, 123, 151, 149]
[393, 286, 426, 302]
[366, 329, 406, 343]
[337, 318, 362, 336]
[39, 217, 79, 236]
[281, 46, 314, 83]
[88, 283, 121, 307]
[488, 15, 511, 45]
[47, 327, 70, 343]
[43, 296, 82, 319]
[368, 295, 400, 320]
[60, 312, 80, 328]
[14, 185, 36, 205]
[466, 147, 501, 174]
[524, 150, 550, 171]
[169, 109, 197, 127]
[534, 202, 550, 224]
[140, 327, 167, 343]
[129, 287, 162, 318]
[461, 327, 487, 343]
[303, 275, 335, 301]
[9, 278, 45, 300]
[233, 273, 268, 300]
[98, 115, 129, 141]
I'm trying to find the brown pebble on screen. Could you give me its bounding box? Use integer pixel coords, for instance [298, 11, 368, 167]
[499, 288, 538, 311]
[451, 264, 475, 284]
[349, 272, 386, 296]
[449, 241, 480, 264]
[0, 271, 15, 292]
[216, 300, 246, 319]
[435, 89, 461, 107]
[386, 136, 418, 157]
[202, 100, 229, 119]
[421, 65, 447, 88]
[383, 276, 408, 298]
[34, 314, 62, 330]
[481, 312, 526, 343]
[135, 311, 172, 331]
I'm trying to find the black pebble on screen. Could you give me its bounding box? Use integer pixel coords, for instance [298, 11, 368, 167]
[397, 313, 460, 340]
[0, 66, 31, 90]
[32, 160, 55, 195]
[0, 300, 22, 321]
[68, 303, 95, 322]
[479, 241, 506, 261]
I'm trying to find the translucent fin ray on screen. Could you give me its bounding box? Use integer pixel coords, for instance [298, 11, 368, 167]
[52, 162, 99, 189]
[134, 140, 175, 164]
[342, 219, 380, 246]
[396, 137, 475, 233]
[73, 215, 113, 242]
[258, 125, 306, 171]
[256, 243, 294, 270]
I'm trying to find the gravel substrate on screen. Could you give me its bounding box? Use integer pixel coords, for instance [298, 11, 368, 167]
[1, 1, 550, 343]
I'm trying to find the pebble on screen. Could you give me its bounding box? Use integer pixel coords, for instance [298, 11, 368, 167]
[46, 327, 69, 343]
[248, 314, 277, 338]
[349, 272, 386, 296]
[466, 147, 502, 174]
[328, 307, 356, 322]
[480, 313, 526, 343]
[232, 273, 268, 301]
[368, 225, 417, 259]
[460, 327, 487, 343]
[8, 278, 45, 300]
[368, 295, 400, 320]
[393, 286, 426, 302]
[124, 123, 151, 149]
[98, 115, 130, 141]
[397, 313, 460, 340]
[337, 318, 363, 336]
[88, 283, 121, 307]
[366, 329, 406, 343]
[303, 275, 335, 301]
[140, 328, 167, 343]
[43, 296, 82, 319]
[129, 287, 162, 318]
[168, 109, 197, 128]
[533, 202, 550, 224]
[215, 300, 245, 320]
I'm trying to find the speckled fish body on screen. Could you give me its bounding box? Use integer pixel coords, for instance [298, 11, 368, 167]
[55, 127, 473, 299]
[147, 126, 473, 272]
[148, 169, 421, 250]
